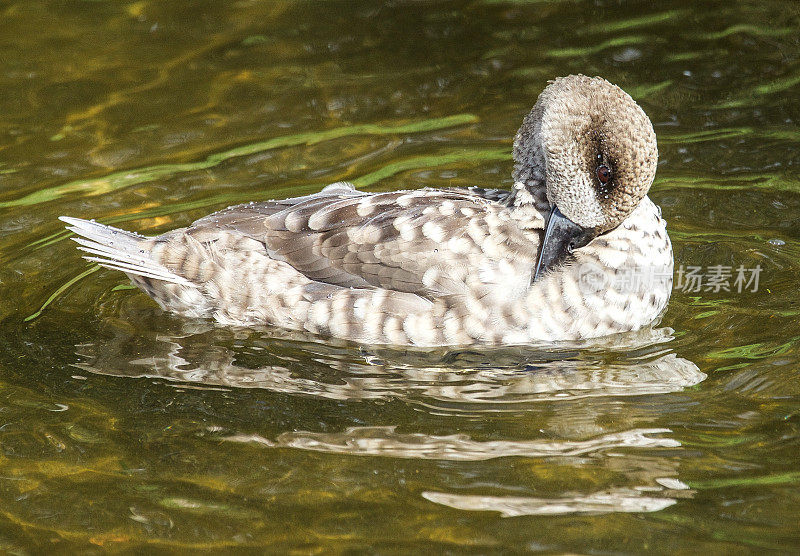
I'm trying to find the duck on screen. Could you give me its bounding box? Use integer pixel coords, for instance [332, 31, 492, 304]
[61, 75, 673, 347]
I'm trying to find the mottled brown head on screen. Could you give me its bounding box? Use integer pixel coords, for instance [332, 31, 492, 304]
[514, 74, 658, 232]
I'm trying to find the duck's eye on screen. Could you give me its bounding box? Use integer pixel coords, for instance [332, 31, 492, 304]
[596, 164, 612, 185]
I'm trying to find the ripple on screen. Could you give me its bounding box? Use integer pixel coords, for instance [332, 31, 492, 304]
[421, 488, 680, 517]
[71, 323, 705, 407]
[222, 426, 679, 461]
[2, 114, 478, 210]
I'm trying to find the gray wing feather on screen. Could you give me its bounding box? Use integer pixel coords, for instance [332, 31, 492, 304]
[186, 183, 542, 297]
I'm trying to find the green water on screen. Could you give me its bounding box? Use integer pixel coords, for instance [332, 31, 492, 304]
[2, 0, 800, 552]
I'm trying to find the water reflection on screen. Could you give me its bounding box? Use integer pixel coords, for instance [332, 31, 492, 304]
[421, 488, 685, 517]
[223, 426, 680, 461]
[68, 320, 704, 516]
[72, 321, 705, 406]
[225, 424, 694, 516]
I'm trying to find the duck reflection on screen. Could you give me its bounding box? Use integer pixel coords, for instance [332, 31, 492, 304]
[74, 321, 703, 404]
[421, 487, 685, 517]
[73, 318, 703, 516]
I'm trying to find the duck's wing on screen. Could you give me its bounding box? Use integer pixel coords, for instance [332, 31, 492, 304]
[187, 183, 543, 298]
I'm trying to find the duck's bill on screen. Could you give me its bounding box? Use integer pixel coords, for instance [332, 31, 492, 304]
[533, 206, 599, 282]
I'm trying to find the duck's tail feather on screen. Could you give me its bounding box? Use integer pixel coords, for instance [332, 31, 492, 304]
[59, 216, 190, 285]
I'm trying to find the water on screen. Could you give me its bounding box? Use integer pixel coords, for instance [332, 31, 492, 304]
[1, 0, 799, 551]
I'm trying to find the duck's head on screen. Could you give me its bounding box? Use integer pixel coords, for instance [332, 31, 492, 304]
[513, 75, 658, 280]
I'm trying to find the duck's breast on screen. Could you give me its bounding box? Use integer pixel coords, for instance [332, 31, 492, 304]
[519, 196, 672, 342]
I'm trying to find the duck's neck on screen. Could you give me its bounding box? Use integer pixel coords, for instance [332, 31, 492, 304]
[505, 140, 550, 228]
[501, 178, 551, 233]
[512, 153, 544, 185]
[505, 177, 549, 214]
[509, 141, 549, 208]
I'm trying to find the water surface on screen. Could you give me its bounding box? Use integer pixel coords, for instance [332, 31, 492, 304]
[1, 0, 799, 552]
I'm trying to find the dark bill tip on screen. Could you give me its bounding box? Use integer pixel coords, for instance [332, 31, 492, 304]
[533, 206, 598, 282]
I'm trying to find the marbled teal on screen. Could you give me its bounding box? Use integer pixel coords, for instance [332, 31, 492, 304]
[61, 75, 672, 346]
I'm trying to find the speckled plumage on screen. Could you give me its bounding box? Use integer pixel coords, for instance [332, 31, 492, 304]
[61, 75, 672, 347]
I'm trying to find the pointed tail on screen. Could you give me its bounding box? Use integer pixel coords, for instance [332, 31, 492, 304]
[59, 217, 190, 285]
